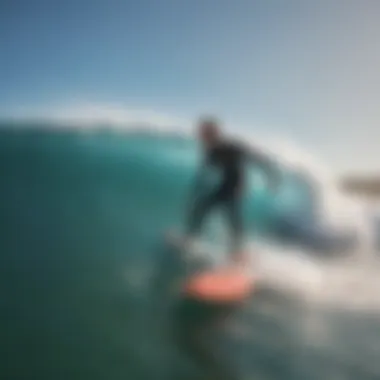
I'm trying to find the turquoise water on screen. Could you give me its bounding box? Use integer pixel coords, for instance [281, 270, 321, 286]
[1, 125, 379, 380]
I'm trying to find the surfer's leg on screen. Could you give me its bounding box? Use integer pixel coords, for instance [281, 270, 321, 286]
[224, 196, 244, 254]
[186, 194, 219, 238]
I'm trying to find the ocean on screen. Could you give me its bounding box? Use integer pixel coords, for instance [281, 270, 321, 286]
[1, 122, 380, 380]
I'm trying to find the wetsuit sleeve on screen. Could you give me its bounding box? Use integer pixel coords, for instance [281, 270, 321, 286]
[241, 144, 279, 185]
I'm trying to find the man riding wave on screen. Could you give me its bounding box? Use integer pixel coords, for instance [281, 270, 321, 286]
[183, 117, 280, 264]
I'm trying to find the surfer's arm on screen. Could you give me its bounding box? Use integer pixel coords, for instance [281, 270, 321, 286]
[243, 145, 280, 189]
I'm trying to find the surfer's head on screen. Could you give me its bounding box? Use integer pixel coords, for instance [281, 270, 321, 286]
[197, 117, 221, 148]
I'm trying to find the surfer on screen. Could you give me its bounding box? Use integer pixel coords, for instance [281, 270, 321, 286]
[184, 117, 279, 263]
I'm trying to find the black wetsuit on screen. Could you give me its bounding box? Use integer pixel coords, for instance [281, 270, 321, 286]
[186, 141, 254, 251]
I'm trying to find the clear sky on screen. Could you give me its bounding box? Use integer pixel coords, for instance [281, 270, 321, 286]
[1, 0, 380, 174]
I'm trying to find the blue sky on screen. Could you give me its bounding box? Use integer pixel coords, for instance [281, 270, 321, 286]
[1, 0, 380, 173]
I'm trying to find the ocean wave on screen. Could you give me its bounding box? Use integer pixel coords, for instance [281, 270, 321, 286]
[0, 119, 373, 255]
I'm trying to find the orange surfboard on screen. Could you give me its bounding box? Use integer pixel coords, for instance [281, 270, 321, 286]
[166, 230, 255, 302]
[184, 267, 255, 303]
